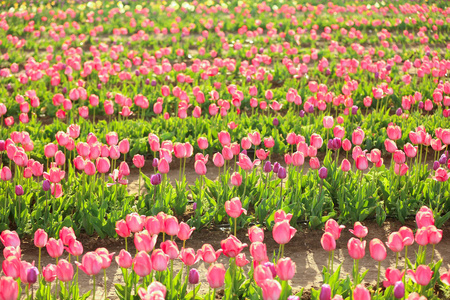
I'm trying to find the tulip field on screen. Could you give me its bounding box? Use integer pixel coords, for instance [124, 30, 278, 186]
[1, 0, 450, 299]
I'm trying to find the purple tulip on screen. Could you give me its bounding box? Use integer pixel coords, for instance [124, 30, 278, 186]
[332, 137, 342, 149]
[151, 79, 157, 87]
[150, 174, 162, 186]
[325, 69, 331, 76]
[308, 106, 314, 114]
[299, 110, 305, 117]
[97, 83, 102, 90]
[135, 70, 140, 77]
[273, 162, 280, 173]
[396, 108, 403, 116]
[15, 185, 24, 196]
[319, 284, 331, 300]
[351, 105, 358, 115]
[246, 76, 251, 83]
[277, 167, 287, 179]
[241, 149, 247, 155]
[394, 281, 405, 299]
[273, 118, 279, 126]
[319, 167, 328, 179]
[439, 154, 447, 165]
[386, 65, 392, 71]
[42, 180, 51, 192]
[418, 101, 424, 109]
[0, 140, 5, 151]
[263, 161, 272, 173]
[188, 268, 199, 285]
[27, 267, 39, 284]
[193, 202, 197, 210]
[62, 87, 67, 94]
[327, 139, 333, 150]
[145, 79, 150, 85]
[433, 161, 440, 171]
[152, 158, 159, 168]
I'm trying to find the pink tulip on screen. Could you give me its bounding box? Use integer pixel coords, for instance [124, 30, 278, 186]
[248, 226, 264, 243]
[164, 215, 179, 236]
[310, 133, 323, 149]
[133, 154, 145, 168]
[433, 168, 450, 182]
[197, 137, 208, 150]
[138, 281, 167, 300]
[207, 263, 226, 289]
[0, 231, 20, 248]
[0, 276, 19, 300]
[177, 222, 195, 241]
[194, 160, 207, 175]
[276, 257, 296, 281]
[387, 124, 402, 140]
[95, 248, 115, 269]
[179, 248, 200, 266]
[235, 253, 250, 267]
[414, 228, 429, 246]
[272, 220, 296, 245]
[225, 197, 247, 219]
[56, 259, 74, 282]
[158, 158, 170, 173]
[3, 246, 21, 260]
[218, 131, 231, 146]
[416, 206, 434, 228]
[347, 238, 366, 260]
[65, 239, 83, 257]
[428, 225, 442, 245]
[408, 265, 433, 286]
[383, 268, 405, 287]
[325, 219, 345, 240]
[384, 139, 398, 153]
[115, 220, 131, 238]
[133, 251, 152, 277]
[260, 279, 282, 300]
[349, 222, 368, 239]
[221, 235, 247, 258]
[145, 216, 161, 236]
[151, 249, 169, 272]
[126, 213, 144, 232]
[369, 238, 387, 262]
[355, 155, 368, 170]
[161, 241, 180, 260]
[274, 210, 293, 223]
[440, 269, 450, 286]
[59, 227, 76, 245]
[42, 264, 57, 282]
[250, 242, 268, 263]
[2, 256, 21, 279]
[321, 232, 336, 252]
[248, 131, 261, 146]
[236, 153, 260, 171]
[198, 244, 222, 264]
[341, 159, 351, 172]
[134, 231, 158, 253]
[46, 238, 64, 258]
[386, 232, 404, 252]
[96, 157, 110, 174]
[75, 252, 103, 276]
[353, 284, 370, 300]
[352, 128, 365, 145]
[254, 264, 274, 287]
[399, 227, 414, 246]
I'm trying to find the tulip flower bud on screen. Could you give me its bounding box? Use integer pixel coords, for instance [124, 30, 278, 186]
[27, 267, 39, 284]
[189, 268, 200, 285]
[299, 110, 305, 117]
[273, 118, 279, 126]
[277, 167, 287, 179]
[319, 167, 328, 179]
[433, 161, 440, 171]
[273, 162, 280, 173]
[193, 202, 197, 211]
[393, 281, 405, 299]
[320, 284, 331, 300]
[396, 108, 402, 116]
[439, 154, 447, 165]
[263, 161, 272, 173]
[418, 101, 424, 109]
[150, 174, 162, 186]
[15, 185, 24, 196]
[152, 158, 159, 168]
[264, 262, 277, 278]
[352, 105, 358, 115]
[42, 180, 51, 191]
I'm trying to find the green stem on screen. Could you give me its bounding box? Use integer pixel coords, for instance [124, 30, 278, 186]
[93, 275, 96, 300]
[104, 269, 107, 300]
[376, 261, 381, 296]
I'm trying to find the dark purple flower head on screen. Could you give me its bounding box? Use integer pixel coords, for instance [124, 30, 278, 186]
[277, 167, 287, 179]
[439, 154, 447, 165]
[327, 139, 333, 150]
[135, 70, 140, 77]
[152, 158, 159, 168]
[189, 268, 199, 285]
[150, 174, 161, 186]
[351, 105, 358, 115]
[263, 161, 272, 173]
[27, 267, 39, 284]
[308, 106, 314, 114]
[15, 185, 24, 196]
[145, 78, 150, 85]
[42, 180, 51, 192]
[318, 167, 328, 179]
[241, 149, 247, 155]
[62, 87, 67, 94]
[97, 84, 102, 90]
[325, 69, 331, 76]
[386, 65, 392, 71]
[433, 161, 440, 171]
[332, 138, 342, 150]
[273, 162, 280, 173]
[273, 118, 279, 126]
[418, 101, 424, 109]
[396, 108, 403, 116]
[193, 202, 197, 210]
[246, 76, 251, 83]
[299, 110, 305, 117]
[0, 140, 5, 151]
[151, 80, 157, 87]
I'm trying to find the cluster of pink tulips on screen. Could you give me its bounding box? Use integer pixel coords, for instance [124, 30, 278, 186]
[0, 204, 449, 299]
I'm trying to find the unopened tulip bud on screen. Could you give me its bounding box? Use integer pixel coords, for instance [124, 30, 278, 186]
[273, 118, 279, 126]
[396, 108, 403, 116]
[277, 167, 287, 179]
[42, 180, 51, 191]
[263, 161, 272, 173]
[189, 268, 200, 285]
[299, 110, 305, 117]
[319, 167, 328, 179]
[320, 284, 331, 300]
[15, 185, 24, 196]
[393, 281, 405, 299]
